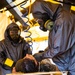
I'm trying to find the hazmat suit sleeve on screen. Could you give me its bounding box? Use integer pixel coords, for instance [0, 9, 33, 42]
[0, 41, 15, 70]
[23, 42, 32, 56]
[0, 41, 6, 65]
[0, 42, 7, 67]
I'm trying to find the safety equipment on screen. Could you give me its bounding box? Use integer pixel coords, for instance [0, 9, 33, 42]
[31, 0, 60, 31]
[18, 30, 21, 35]
[9, 27, 21, 35]
[35, 18, 47, 31]
[9, 27, 21, 43]
[44, 20, 54, 31]
[37, 19, 54, 31]
[34, 12, 50, 32]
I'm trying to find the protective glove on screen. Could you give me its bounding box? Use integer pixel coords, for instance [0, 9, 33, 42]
[33, 53, 43, 62]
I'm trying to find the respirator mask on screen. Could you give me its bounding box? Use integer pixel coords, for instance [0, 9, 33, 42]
[9, 27, 21, 43]
[44, 19, 54, 31]
[35, 13, 54, 32]
[37, 19, 54, 31]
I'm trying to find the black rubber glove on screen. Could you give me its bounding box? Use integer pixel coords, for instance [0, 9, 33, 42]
[33, 53, 43, 62]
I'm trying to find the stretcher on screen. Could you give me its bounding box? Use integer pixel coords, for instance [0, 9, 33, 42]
[6, 71, 68, 75]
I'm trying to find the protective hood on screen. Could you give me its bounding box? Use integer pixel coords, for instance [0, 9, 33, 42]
[31, 0, 61, 20]
[4, 22, 20, 41]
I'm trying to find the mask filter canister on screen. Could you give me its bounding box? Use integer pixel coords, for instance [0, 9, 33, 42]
[44, 20, 54, 31]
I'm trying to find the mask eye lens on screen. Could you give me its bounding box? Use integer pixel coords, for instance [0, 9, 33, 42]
[34, 19, 43, 23]
[35, 19, 44, 26]
[9, 28, 19, 34]
[9, 31, 18, 35]
[37, 19, 43, 23]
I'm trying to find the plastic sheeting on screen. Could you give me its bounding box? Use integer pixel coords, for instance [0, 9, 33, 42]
[0, 12, 11, 41]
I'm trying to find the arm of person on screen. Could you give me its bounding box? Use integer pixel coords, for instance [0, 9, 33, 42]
[0, 41, 15, 69]
[23, 41, 32, 57]
[34, 19, 75, 62]
[23, 54, 38, 65]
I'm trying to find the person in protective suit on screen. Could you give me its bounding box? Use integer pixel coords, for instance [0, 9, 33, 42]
[0, 22, 32, 75]
[31, 0, 75, 75]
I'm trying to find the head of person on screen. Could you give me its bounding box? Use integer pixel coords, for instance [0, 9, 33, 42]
[40, 59, 58, 72]
[31, 0, 61, 31]
[5, 22, 21, 43]
[14, 54, 39, 73]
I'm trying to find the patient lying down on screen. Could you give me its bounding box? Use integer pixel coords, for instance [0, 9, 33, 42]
[12, 54, 59, 73]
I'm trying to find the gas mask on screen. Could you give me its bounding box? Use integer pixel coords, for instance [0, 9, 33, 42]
[31, 0, 61, 32]
[34, 13, 54, 32]
[36, 18, 54, 32]
[44, 19, 54, 31]
[9, 27, 21, 43]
